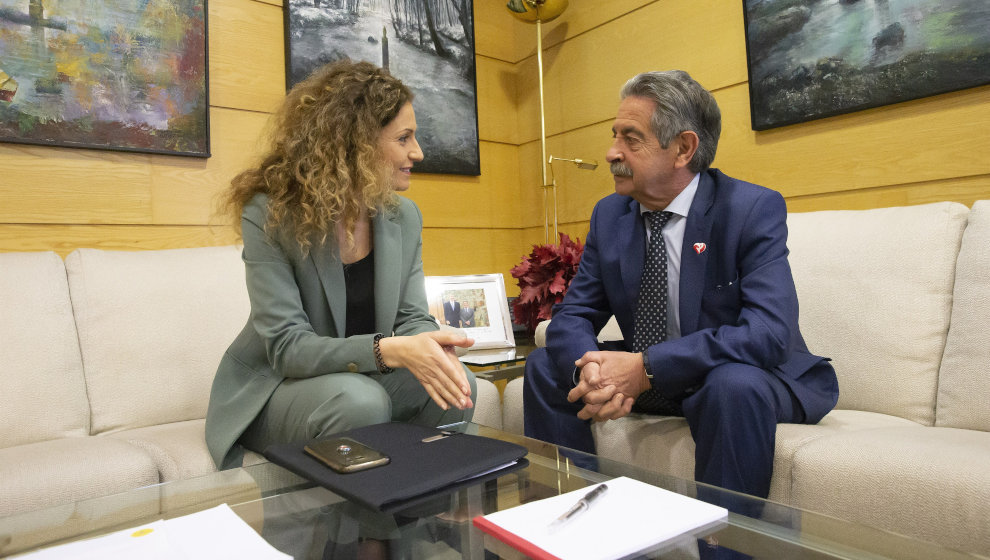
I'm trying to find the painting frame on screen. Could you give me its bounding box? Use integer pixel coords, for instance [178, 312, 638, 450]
[742, 0, 990, 131]
[425, 274, 515, 350]
[282, 0, 480, 176]
[0, 0, 211, 157]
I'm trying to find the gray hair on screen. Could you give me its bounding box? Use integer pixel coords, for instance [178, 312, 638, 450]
[620, 70, 721, 173]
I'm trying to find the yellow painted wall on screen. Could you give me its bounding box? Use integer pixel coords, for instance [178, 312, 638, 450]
[0, 0, 284, 254]
[506, 0, 990, 249]
[0, 0, 528, 293]
[3, 0, 989, 296]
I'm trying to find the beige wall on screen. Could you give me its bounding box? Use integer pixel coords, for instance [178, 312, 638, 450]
[3, 0, 989, 296]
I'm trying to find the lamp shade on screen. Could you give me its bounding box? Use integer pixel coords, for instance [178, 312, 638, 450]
[506, 0, 569, 23]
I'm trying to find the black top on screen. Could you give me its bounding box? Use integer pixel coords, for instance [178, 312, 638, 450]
[344, 251, 375, 337]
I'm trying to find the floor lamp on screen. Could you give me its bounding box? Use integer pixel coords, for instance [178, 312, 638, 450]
[506, 0, 597, 244]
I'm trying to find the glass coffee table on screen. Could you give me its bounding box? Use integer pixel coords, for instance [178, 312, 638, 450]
[0, 425, 980, 559]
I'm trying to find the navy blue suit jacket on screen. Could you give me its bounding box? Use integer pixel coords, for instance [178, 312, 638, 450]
[545, 169, 838, 423]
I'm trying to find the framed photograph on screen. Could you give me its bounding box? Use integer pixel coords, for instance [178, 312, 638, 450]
[0, 0, 210, 157]
[283, 0, 480, 175]
[425, 274, 514, 350]
[742, 0, 990, 130]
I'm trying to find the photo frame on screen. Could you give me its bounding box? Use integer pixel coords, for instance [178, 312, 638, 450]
[0, 0, 210, 157]
[283, 0, 480, 175]
[742, 0, 990, 130]
[425, 274, 514, 350]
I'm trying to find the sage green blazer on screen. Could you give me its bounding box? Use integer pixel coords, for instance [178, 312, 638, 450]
[205, 193, 439, 469]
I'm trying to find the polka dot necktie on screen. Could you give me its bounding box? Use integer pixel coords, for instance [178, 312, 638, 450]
[632, 211, 683, 416]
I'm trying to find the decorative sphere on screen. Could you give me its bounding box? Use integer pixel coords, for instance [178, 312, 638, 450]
[506, 0, 569, 23]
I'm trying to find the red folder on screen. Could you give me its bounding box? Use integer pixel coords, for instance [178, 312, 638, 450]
[473, 515, 563, 560]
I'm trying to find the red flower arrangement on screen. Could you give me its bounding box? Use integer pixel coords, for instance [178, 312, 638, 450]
[510, 233, 584, 334]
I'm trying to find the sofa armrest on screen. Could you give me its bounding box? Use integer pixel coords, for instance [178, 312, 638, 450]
[535, 317, 623, 348]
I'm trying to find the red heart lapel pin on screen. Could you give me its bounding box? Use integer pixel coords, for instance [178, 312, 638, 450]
[693, 242, 707, 254]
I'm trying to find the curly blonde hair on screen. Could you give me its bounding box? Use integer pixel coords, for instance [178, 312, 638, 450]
[222, 60, 413, 253]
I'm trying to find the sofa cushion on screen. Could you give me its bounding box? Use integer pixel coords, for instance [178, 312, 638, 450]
[791, 426, 990, 556]
[472, 378, 503, 431]
[767, 410, 919, 503]
[109, 420, 217, 482]
[937, 200, 990, 431]
[502, 377, 526, 436]
[593, 415, 695, 480]
[0, 437, 159, 517]
[0, 252, 89, 448]
[786, 202, 968, 425]
[590, 408, 920, 504]
[65, 246, 250, 434]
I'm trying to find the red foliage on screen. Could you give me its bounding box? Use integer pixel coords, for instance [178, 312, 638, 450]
[510, 233, 584, 333]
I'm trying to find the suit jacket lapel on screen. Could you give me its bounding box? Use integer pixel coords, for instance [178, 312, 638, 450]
[679, 172, 715, 335]
[373, 209, 401, 334]
[311, 237, 347, 337]
[619, 198, 645, 323]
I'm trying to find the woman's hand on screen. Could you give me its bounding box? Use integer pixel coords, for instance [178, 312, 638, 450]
[377, 331, 475, 410]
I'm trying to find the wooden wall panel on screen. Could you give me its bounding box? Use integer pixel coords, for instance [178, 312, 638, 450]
[517, 1, 990, 232]
[523, 172, 990, 242]
[786, 176, 990, 214]
[716, 83, 990, 199]
[421, 228, 524, 296]
[516, 130, 614, 231]
[476, 57, 520, 145]
[514, 0, 749, 145]
[530, 0, 654, 52]
[516, 140, 547, 231]
[406, 142, 521, 230]
[474, 0, 533, 63]
[151, 107, 271, 225]
[0, 224, 239, 256]
[4, 0, 988, 265]
[208, 0, 286, 113]
[0, 144, 152, 224]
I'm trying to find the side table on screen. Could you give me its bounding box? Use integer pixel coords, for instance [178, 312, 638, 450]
[459, 345, 534, 382]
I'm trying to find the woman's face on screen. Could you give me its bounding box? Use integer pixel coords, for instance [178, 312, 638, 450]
[378, 102, 423, 191]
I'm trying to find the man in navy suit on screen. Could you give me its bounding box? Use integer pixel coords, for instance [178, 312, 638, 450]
[523, 70, 838, 499]
[443, 294, 461, 328]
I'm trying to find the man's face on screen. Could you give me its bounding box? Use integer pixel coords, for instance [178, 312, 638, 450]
[605, 95, 683, 208]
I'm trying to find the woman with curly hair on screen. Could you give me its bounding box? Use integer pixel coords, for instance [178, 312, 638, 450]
[205, 60, 476, 470]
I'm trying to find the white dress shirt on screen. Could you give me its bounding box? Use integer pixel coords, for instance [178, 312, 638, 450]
[639, 173, 700, 341]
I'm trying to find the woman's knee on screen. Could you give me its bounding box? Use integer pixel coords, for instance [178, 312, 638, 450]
[305, 375, 391, 436]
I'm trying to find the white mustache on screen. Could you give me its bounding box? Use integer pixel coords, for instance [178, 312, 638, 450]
[610, 162, 633, 177]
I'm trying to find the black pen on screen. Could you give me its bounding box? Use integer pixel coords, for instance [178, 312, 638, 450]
[547, 483, 609, 532]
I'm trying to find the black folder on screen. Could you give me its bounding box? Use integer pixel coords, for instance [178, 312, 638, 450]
[263, 422, 529, 513]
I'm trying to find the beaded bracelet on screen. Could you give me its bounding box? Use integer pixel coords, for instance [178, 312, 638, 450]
[373, 333, 394, 374]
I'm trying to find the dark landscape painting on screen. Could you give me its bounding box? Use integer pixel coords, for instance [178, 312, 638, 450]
[0, 0, 209, 156]
[743, 0, 990, 130]
[285, 0, 479, 175]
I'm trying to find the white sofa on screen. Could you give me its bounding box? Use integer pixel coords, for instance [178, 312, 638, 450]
[504, 200, 990, 557]
[0, 245, 504, 521]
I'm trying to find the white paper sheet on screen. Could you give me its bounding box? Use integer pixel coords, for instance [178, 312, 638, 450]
[15, 504, 291, 560]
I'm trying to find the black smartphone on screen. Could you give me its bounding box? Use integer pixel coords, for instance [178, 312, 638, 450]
[304, 437, 390, 473]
